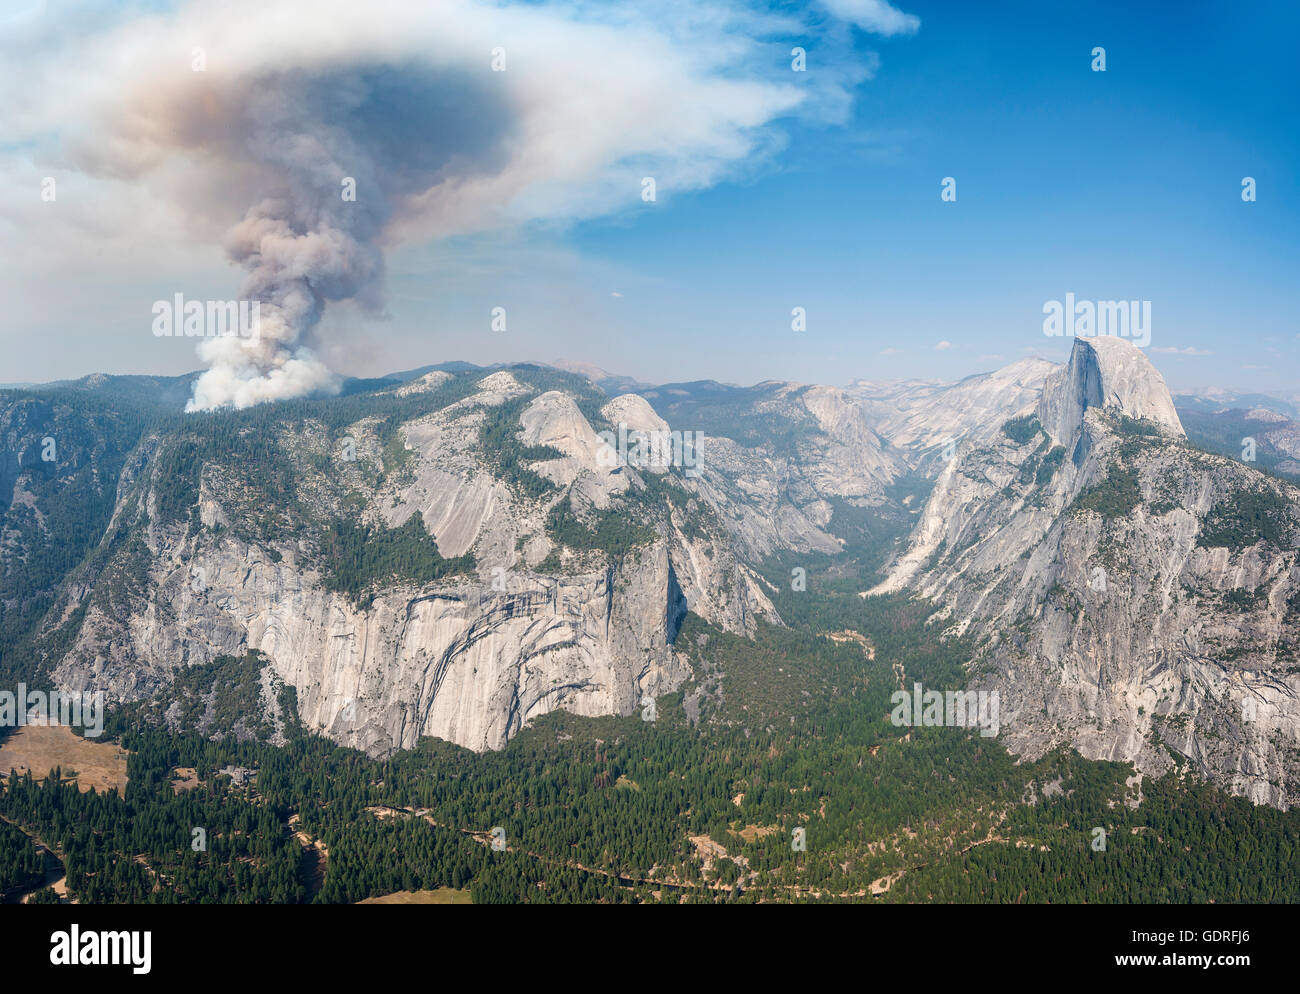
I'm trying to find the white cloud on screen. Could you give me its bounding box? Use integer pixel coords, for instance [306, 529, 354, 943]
[933, 340, 954, 351]
[1151, 346, 1213, 356]
[820, 0, 920, 36]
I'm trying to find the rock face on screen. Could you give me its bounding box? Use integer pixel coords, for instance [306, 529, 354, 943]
[57, 534, 693, 754]
[394, 370, 453, 397]
[796, 384, 899, 495]
[848, 358, 1055, 469]
[600, 394, 669, 437]
[1038, 335, 1183, 443]
[39, 369, 776, 755]
[873, 337, 1300, 808]
[1245, 409, 1300, 476]
[519, 390, 629, 504]
[628, 378, 908, 563]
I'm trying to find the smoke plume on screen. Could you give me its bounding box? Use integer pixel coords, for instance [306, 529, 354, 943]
[1, 0, 881, 408]
[169, 63, 513, 409]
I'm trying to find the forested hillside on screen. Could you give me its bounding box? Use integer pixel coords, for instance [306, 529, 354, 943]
[5, 581, 1299, 904]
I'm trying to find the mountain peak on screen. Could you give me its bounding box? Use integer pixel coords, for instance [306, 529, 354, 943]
[1037, 335, 1183, 442]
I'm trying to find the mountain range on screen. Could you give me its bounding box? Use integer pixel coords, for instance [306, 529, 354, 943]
[3, 337, 1298, 807]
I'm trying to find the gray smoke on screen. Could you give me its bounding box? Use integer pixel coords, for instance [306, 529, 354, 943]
[180, 66, 512, 409]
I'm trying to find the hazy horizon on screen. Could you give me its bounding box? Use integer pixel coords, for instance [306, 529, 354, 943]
[5, 343, 1298, 405]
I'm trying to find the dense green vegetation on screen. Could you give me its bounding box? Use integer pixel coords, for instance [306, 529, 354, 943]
[135, 651, 278, 741]
[1224, 587, 1266, 611]
[1072, 463, 1142, 518]
[0, 391, 153, 687]
[0, 818, 46, 898]
[1114, 413, 1163, 438]
[321, 513, 476, 606]
[1001, 415, 1042, 445]
[883, 757, 1300, 903]
[545, 497, 656, 560]
[1, 760, 306, 903]
[1013, 433, 1055, 488]
[1197, 487, 1294, 552]
[825, 494, 918, 569]
[1034, 445, 1067, 485]
[477, 394, 564, 499]
[7, 573, 1299, 904]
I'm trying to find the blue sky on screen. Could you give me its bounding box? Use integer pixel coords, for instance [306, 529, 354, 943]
[2, 0, 1297, 398]
[543, 0, 1300, 392]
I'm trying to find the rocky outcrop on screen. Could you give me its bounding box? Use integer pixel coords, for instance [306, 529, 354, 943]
[56, 534, 692, 754]
[796, 384, 898, 495]
[600, 394, 670, 437]
[1038, 335, 1182, 443]
[393, 370, 453, 397]
[852, 357, 1056, 459]
[519, 390, 627, 503]
[872, 337, 1300, 807]
[44, 369, 774, 755]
